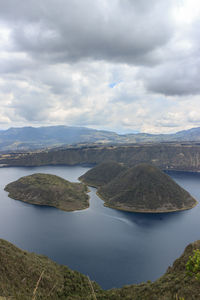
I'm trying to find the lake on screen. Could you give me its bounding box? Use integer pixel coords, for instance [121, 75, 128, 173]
[0, 165, 199, 289]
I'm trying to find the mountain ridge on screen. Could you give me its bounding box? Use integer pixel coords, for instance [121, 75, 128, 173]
[2, 143, 200, 172]
[1, 125, 200, 151]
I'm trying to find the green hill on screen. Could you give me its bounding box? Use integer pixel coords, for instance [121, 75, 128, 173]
[1, 238, 200, 299]
[79, 161, 127, 187]
[0, 239, 101, 300]
[98, 163, 197, 212]
[4, 173, 89, 212]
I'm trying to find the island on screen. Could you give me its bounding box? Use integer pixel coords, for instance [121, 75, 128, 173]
[79, 160, 127, 187]
[4, 173, 89, 211]
[80, 162, 198, 213]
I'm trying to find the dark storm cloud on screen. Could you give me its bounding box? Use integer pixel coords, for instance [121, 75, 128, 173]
[0, 0, 173, 65]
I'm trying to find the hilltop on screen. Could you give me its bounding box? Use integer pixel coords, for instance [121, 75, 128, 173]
[0, 238, 200, 299]
[82, 162, 197, 213]
[99, 163, 197, 212]
[5, 173, 89, 212]
[79, 161, 127, 187]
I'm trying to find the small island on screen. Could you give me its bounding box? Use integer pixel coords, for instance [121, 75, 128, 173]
[79, 161, 127, 187]
[80, 162, 198, 213]
[4, 173, 89, 212]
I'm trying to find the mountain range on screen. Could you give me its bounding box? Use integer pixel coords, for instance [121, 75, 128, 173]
[1, 125, 200, 151]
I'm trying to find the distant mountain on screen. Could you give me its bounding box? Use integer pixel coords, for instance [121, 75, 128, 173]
[0, 125, 119, 151]
[124, 127, 200, 143]
[173, 127, 200, 141]
[1, 125, 200, 151]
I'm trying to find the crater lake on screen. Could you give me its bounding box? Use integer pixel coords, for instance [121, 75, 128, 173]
[0, 165, 199, 289]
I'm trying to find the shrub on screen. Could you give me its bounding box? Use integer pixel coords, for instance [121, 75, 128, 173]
[186, 249, 200, 280]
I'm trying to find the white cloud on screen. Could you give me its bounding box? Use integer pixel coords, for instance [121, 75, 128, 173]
[0, 0, 199, 133]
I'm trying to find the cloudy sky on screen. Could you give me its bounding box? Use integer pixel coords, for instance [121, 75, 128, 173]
[0, 0, 200, 133]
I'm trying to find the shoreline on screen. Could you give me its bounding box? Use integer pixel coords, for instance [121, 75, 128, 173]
[5, 175, 91, 213]
[95, 191, 198, 214]
[1, 162, 200, 174]
[5, 192, 90, 212]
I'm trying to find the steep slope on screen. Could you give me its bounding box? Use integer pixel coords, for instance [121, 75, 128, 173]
[1, 239, 200, 299]
[79, 161, 127, 187]
[0, 239, 101, 300]
[2, 143, 200, 172]
[98, 163, 197, 212]
[5, 173, 89, 211]
[104, 240, 200, 300]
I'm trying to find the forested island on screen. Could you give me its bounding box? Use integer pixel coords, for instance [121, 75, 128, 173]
[80, 162, 197, 213]
[5, 173, 89, 212]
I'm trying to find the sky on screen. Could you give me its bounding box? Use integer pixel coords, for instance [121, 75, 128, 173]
[0, 0, 200, 133]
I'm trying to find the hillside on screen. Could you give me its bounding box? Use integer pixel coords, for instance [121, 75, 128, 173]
[1, 238, 200, 299]
[0, 238, 101, 300]
[5, 173, 89, 212]
[1, 125, 200, 151]
[98, 163, 197, 212]
[105, 240, 200, 300]
[79, 161, 127, 187]
[1, 143, 200, 172]
[0, 125, 119, 151]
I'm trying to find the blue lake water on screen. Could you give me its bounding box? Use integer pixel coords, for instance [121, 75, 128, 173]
[0, 165, 200, 289]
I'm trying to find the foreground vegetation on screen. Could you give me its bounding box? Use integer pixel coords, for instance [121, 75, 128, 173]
[1, 239, 200, 299]
[0, 239, 101, 299]
[5, 173, 89, 211]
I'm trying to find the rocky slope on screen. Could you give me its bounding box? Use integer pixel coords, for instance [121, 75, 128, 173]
[1, 143, 200, 172]
[5, 173, 89, 211]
